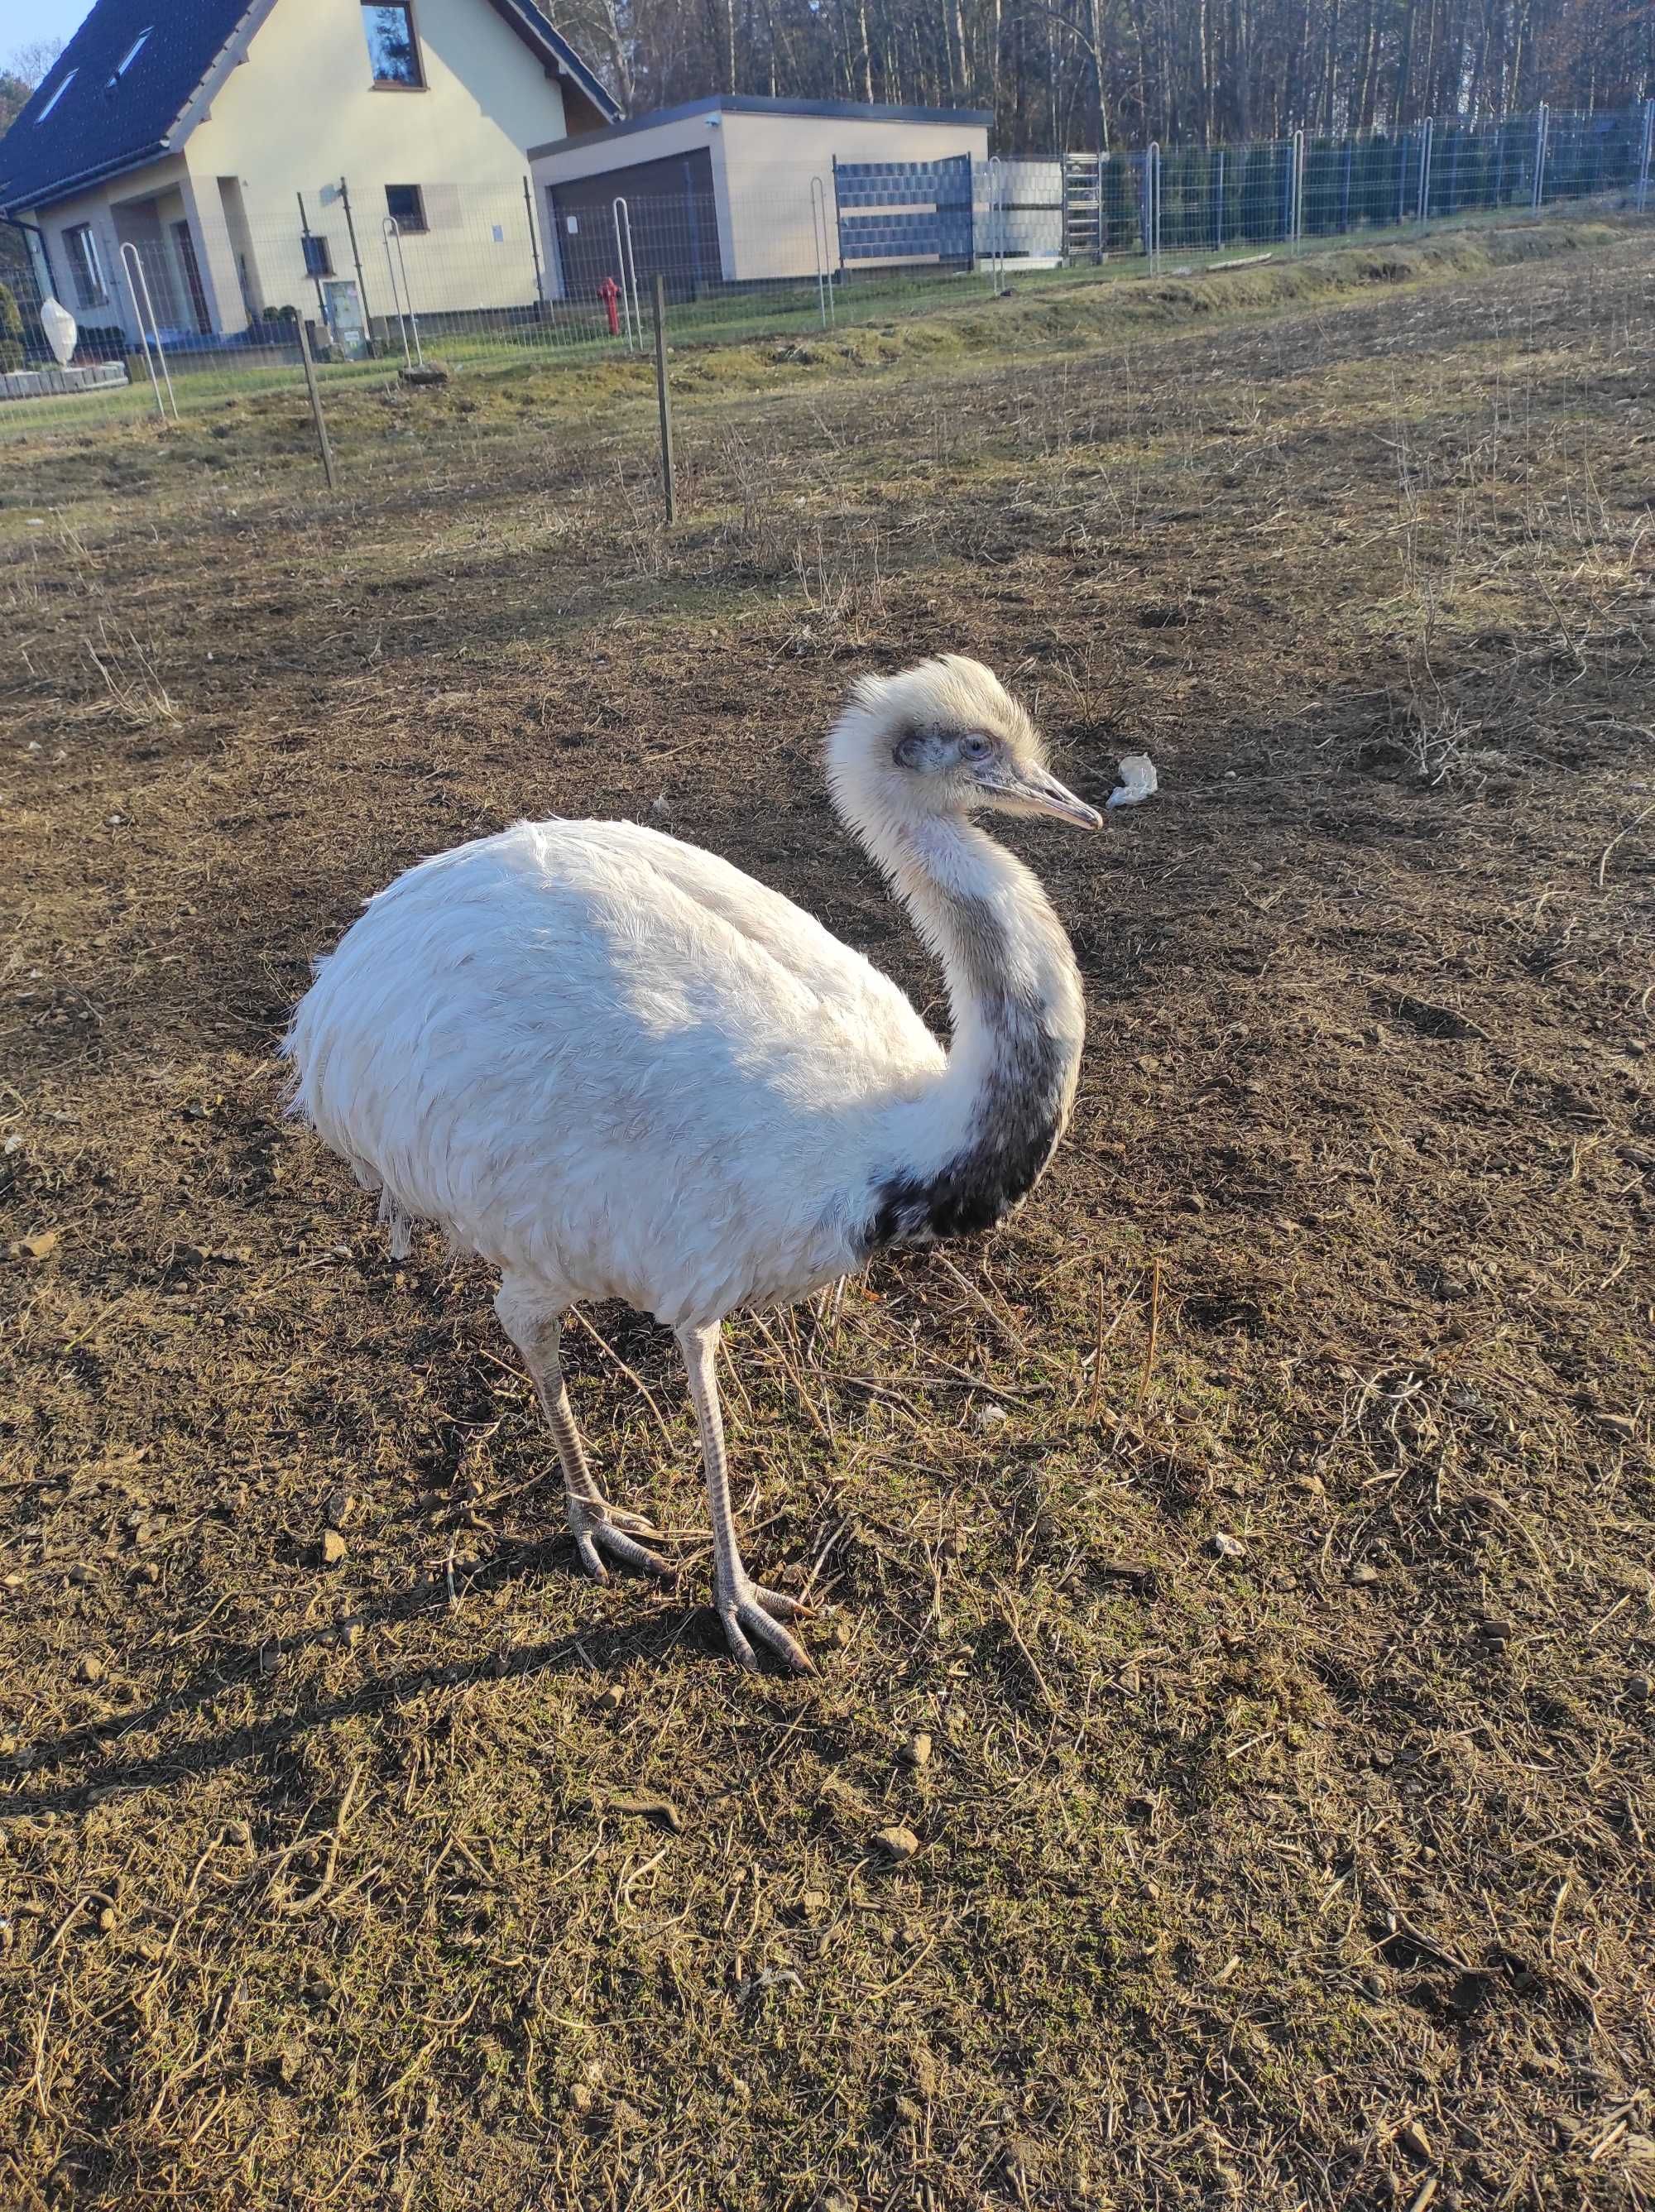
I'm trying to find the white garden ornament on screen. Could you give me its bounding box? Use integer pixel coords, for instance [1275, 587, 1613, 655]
[40, 297, 77, 368]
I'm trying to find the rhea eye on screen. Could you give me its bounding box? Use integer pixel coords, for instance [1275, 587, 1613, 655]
[962, 733, 992, 760]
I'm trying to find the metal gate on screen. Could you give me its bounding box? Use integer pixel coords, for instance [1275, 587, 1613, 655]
[832, 156, 974, 270]
[1062, 152, 1157, 263]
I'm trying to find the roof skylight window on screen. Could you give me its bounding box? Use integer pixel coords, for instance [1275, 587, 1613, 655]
[111, 29, 151, 82]
[36, 69, 78, 121]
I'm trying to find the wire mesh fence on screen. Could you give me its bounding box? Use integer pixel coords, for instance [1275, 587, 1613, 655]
[2, 97, 1650, 461]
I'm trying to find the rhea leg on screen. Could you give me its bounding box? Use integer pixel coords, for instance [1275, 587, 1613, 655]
[495, 1281, 674, 1582]
[377, 1188, 414, 1260]
[678, 1320, 811, 1674]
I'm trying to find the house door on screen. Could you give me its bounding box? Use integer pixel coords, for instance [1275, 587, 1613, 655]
[171, 220, 212, 334]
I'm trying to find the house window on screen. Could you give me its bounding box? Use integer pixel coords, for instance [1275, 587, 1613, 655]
[36, 68, 78, 120]
[362, 2, 424, 87]
[384, 184, 427, 233]
[109, 30, 152, 83]
[302, 233, 334, 277]
[65, 224, 108, 308]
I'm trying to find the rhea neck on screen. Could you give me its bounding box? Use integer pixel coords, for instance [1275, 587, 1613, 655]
[853, 799, 1087, 1247]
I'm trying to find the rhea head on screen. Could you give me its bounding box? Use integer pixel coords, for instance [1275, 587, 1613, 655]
[825, 654, 1102, 845]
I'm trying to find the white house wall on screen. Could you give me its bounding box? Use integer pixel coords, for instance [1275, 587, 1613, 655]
[184, 0, 571, 322]
[21, 0, 578, 336]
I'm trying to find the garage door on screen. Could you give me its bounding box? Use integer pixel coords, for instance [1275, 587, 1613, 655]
[549, 149, 722, 306]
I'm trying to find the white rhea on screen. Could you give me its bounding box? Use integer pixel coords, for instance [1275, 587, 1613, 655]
[285, 656, 1101, 1671]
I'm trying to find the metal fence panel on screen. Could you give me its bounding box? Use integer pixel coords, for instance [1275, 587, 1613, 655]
[832, 156, 976, 269]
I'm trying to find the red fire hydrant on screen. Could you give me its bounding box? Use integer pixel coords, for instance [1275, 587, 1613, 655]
[598, 275, 621, 336]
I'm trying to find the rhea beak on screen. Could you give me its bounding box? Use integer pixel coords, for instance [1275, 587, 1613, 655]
[988, 766, 1105, 830]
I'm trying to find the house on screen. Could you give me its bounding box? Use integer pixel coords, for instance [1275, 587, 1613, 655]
[528, 95, 991, 304]
[0, 0, 616, 348]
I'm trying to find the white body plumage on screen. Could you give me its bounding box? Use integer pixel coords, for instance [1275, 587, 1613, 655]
[288, 818, 947, 1326]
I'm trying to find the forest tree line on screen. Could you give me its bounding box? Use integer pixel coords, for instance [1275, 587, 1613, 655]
[0, 60, 42, 288]
[549, 0, 1652, 152]
[6, 0, 1653, 196]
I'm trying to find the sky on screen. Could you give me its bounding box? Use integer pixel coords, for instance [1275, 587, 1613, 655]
[7, 0, 93, 69]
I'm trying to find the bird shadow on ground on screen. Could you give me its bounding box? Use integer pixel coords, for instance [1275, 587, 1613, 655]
[2, 1535, 775, 1823]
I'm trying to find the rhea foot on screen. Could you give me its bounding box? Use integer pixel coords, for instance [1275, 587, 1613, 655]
[377, 1188, 414, 1260]
[566, 1493, 676, 1582]
[716, 1571, 813, 1675]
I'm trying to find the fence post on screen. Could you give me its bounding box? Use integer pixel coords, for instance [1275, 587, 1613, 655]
[118, 241, 177, 423]
[381, 216, 422, 368]
[1215, 148, 1224, 250]
[1638, 99, 1654, 215]
[297, 190, 329, 331]
[1293, 127, 1306, 245]
[809, 175, 835, 325]
[524, 176, 546, 308]
[1532, 102, 1549, 210]
[612, 198, 641, 350]
[295, 315, 339, 492]
[651, 274, 675, 527]
[1417, 118, 1433, 226]
[985, 154, 1006, 290]
[338, 175, 374, 343]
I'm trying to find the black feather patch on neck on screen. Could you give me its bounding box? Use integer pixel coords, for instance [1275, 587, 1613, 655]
[863, 988, 1069, 1252]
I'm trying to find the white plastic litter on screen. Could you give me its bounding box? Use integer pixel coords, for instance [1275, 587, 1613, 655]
[1107, 753, 1158, 809]
[39, 296, 77, 368]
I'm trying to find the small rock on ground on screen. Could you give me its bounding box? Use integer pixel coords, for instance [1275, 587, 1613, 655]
[872, 1825, 920, 1863]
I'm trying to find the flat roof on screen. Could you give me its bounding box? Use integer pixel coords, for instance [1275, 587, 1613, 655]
[532, 92, 992, 162]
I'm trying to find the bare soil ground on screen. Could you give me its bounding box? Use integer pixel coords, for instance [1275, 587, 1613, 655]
[2, 222, 1653, 2212]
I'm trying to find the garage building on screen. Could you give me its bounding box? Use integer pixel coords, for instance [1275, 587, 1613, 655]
[529, 94, 991, 304]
